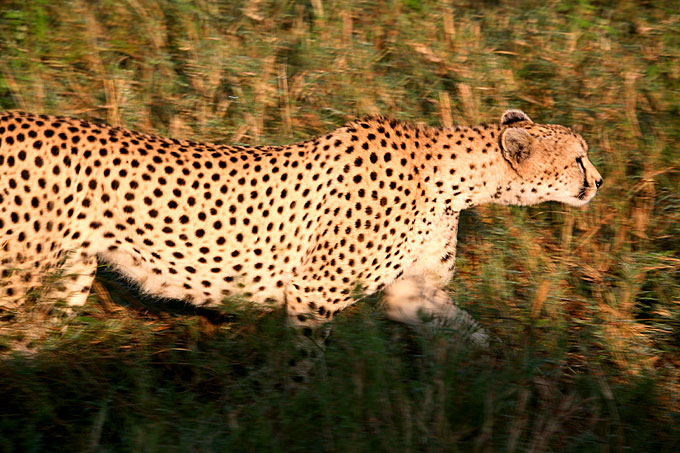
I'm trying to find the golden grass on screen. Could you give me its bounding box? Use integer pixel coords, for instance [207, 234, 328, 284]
[0, 1, 679, 447]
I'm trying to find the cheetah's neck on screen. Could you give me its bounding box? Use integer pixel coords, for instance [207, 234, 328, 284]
[418, 123, 518, 212]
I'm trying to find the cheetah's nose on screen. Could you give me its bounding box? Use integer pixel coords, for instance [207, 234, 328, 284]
[595, 179, 603, 189]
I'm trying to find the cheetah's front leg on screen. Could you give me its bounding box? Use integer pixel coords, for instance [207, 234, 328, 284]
[383, 274, 489, 347]
[382, 211, 489, 347]
[284, 282, 336, 382]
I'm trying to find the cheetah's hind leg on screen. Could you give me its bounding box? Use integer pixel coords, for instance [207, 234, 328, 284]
[53, 251, 98, 310]
[0, 244, 97, 314]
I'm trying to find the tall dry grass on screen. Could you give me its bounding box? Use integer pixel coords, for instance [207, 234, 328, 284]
[1, 0, 679, 450]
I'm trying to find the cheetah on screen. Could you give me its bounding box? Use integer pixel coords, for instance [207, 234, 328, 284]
[0, 109, 601, 348]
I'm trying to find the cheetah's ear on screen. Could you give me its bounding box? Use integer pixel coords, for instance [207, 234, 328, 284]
[500, 127, 534, 169]
[500, 109, 532, 126]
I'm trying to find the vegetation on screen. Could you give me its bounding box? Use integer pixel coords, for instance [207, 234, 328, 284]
[1, 0, 679, 450]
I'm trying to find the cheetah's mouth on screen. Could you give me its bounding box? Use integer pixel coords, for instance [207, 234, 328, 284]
[563, 188, 593, 207]
[570, 183, 596, 207]
[577, 186, 587, 200]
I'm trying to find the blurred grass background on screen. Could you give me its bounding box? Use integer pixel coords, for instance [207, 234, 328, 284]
[1, 0, 679, 451]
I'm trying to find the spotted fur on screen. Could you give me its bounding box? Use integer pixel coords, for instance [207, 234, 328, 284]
[0, 109, 601, 343]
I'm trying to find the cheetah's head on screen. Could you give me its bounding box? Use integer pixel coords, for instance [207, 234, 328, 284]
[498, 110, 602, 207]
